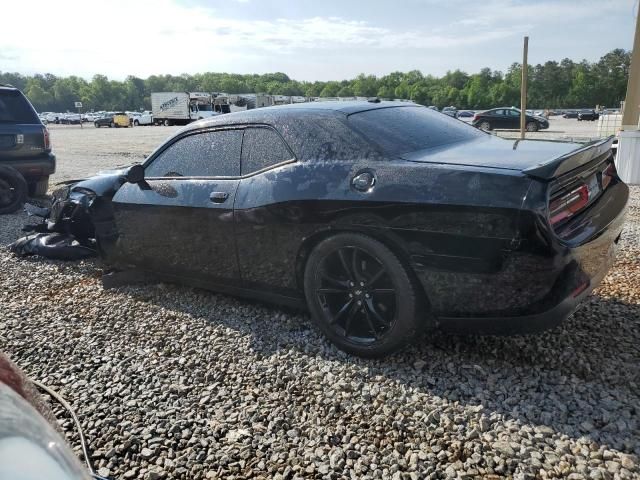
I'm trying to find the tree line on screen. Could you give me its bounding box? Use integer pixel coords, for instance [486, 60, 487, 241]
[0, 49, 629, 113]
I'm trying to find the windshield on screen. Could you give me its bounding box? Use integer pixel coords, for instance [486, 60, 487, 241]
[0, 90, 40, 124]
[348, 106, 484, 155]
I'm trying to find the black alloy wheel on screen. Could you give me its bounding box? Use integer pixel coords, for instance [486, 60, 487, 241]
[304, 233, 423, 357]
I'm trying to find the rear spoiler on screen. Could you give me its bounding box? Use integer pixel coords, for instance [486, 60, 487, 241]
[524, 136, 614, 180]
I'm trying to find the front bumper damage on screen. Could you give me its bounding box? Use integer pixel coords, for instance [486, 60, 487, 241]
[10, 172, 124, 261]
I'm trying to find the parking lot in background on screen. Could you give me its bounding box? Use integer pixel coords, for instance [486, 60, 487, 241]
[46, 116, 610, 184]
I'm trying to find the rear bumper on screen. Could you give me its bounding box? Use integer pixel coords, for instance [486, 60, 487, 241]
[0, 152, 56, 179]
[437, 231, 620, 334]
[434, 181, 627, 335]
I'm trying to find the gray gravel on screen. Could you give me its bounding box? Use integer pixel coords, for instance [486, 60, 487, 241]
[0, 187, 638, 479]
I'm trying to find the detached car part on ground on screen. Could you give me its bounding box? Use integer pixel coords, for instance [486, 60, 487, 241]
[16, 102, 628, 357]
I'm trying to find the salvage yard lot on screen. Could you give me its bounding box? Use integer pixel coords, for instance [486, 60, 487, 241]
[0, 121, 639, 479]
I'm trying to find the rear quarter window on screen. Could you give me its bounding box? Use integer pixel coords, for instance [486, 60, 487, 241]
[348, 106, 483, 155]
[0, 90, 40, 123]
[241, 127, 293, 175]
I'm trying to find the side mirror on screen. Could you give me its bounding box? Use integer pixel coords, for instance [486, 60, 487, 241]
[125, 164, 145, 184]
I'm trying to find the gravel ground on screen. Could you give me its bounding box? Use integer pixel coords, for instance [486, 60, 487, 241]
[0, 127, 638, 479]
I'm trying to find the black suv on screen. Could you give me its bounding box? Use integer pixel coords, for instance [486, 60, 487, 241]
[0, 84, 55, 196]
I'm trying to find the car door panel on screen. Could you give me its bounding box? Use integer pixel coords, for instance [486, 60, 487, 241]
[110, 128, 243, 286]
[112, 179, 240, 284]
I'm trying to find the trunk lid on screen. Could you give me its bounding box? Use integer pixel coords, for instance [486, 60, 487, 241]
[400, 135, 611, 179]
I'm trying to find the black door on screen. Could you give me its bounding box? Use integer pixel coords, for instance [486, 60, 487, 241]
[504, 108, 521, 129]
[111, 128, 243, 286]
[233, 126, 298, 296]
[489, 109, 507, 129]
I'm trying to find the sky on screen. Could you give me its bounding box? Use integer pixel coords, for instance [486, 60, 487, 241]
[0, 0, 637, 81]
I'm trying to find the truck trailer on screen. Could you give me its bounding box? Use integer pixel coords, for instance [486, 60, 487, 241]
[151, 92, 218, 126]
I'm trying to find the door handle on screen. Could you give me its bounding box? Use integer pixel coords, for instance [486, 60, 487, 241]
[210, 191, 229, 203]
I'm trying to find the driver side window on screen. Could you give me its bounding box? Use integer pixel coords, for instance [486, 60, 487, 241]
[145, 130, 242, 178]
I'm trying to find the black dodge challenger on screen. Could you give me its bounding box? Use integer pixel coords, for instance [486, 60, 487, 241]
[47, 101, 628, 357]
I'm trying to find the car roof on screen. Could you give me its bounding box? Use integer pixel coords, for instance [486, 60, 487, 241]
[263, 100, 417, 114]
[183, 101, 421, 133]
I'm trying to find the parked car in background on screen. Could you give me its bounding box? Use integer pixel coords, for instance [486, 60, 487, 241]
[83, 113, 99, 122]
[47, 101, 627, 357]
[455, 110, 474, 122]
[44, 112, 61, 123]
[441, 106, 457, 117]
[0, 84, 55, 198]
[128, 111, 153, 126]
[578, 109, 600, 121]
[472, 107, 549, 131]
[94, 114, 115, 128]
[112, 112, 130, 128]
[563, 110, 579, 119]
[59, 113, 82, 125]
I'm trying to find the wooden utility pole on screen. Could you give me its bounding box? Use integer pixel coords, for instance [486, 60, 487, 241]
[622, 6, 640, 130]
[520, 36, 529, 139]
[617, 5, 640, 185]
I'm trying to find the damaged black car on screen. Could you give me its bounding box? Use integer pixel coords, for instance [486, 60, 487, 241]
[14, 101, 629, 357]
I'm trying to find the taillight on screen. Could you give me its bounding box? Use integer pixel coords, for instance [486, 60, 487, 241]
[549, 184, 589, 225]
[601, 162, 615, 190]
[43, 126, 51, 150]
[473, 114, 478, 121]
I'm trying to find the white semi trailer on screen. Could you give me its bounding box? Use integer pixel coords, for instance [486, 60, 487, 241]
[151, 92, 218, 126]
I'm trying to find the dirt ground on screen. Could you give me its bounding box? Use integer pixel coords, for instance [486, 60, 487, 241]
[48, 124, 182, 182]
[46, 116, 607, 184]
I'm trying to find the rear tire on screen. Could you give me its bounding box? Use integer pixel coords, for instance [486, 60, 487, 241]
[526, 122, 539, 132]
[94, 122, 100, 128]
[0, 166, 28, 215]
[164, 119, 172, 126]
[304, 233, 423, 358]
[109, 122, 114, 128]
[478, 121, 492, 131]
[30, 176, 49, 197]
[134, 120, 139, 126]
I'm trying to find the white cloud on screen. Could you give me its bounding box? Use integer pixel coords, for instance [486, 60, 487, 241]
[0, 0, 521, 79]
[0, 0, 635, 80]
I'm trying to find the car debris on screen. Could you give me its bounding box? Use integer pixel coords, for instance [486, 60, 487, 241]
[8, 175, 118, 260]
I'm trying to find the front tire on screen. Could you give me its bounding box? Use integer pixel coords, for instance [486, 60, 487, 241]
[526, 121, 539, 132]
[0, 166, 28, 215]
[164, 119, 172, 126]
[134, 120, 139, 126]
[304, 233, 423, 358]
[94, 122, 100, 128]
[109, 122, 114, 128]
